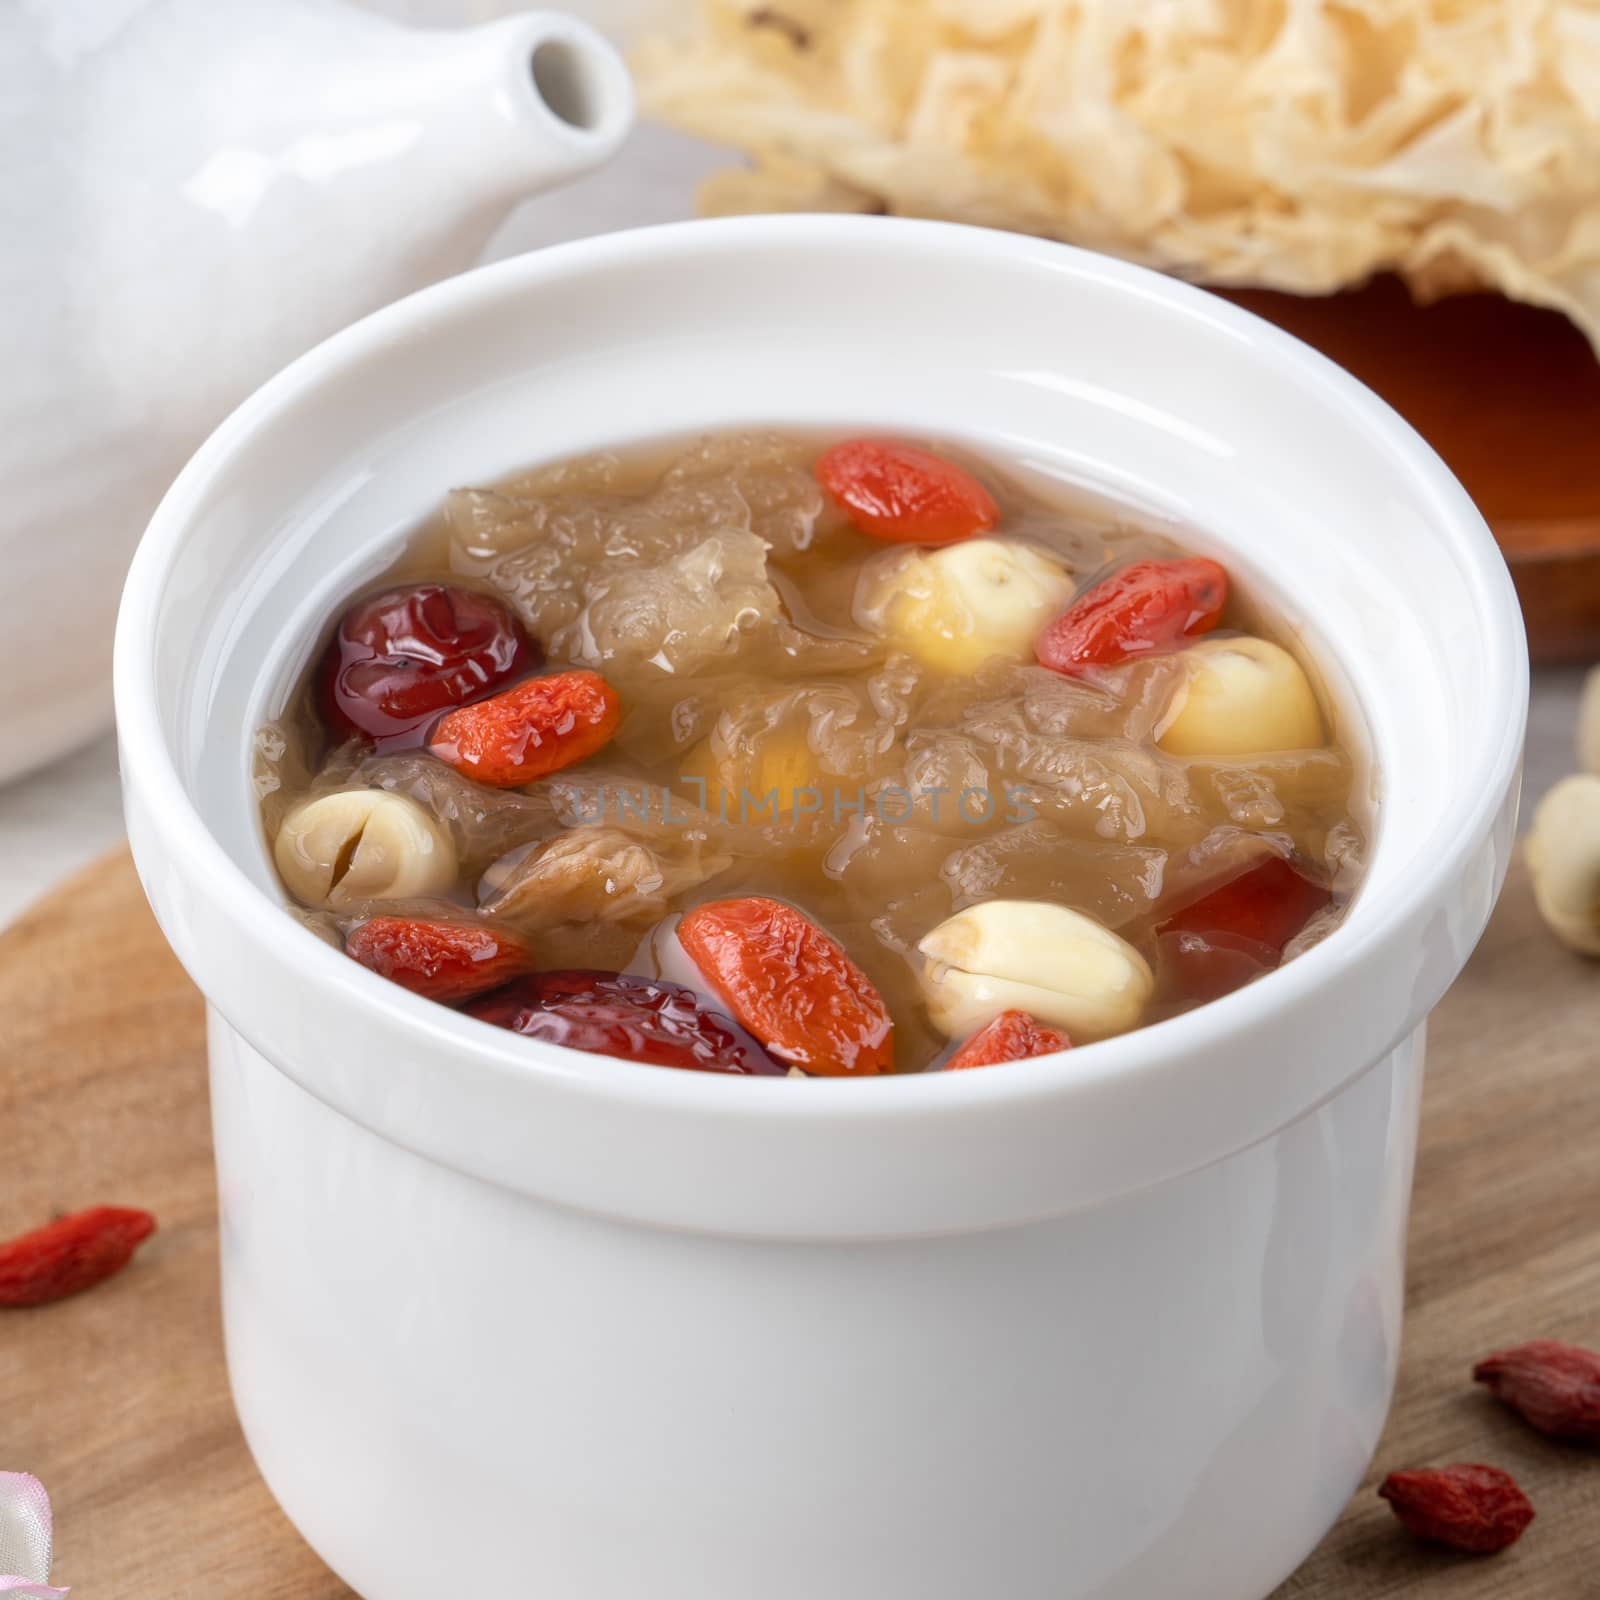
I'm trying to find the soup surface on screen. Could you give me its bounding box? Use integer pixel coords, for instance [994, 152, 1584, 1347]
[255, 433, 1370, 1076]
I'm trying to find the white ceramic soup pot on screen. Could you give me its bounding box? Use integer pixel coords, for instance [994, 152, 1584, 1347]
[115, 217, 1527, 1600]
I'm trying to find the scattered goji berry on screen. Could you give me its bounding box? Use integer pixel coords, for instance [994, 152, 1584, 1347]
[466, 970, 783, 1075]
[678, 897, 895, 1076]
[428, 669, 621, 788]
[946, 1010, 1071, 1070]
[1378, 1465, 1534, 1555]
[319, 583, 539, 743]
[1474, 1340, 1600, 1444]
[1156, 855, 1332, 1002]
[816, 439, 998, 544]
[0, 1206, 157, 1308]
[1036, 557, 1228, 675]
[346, 916, 535, 1005]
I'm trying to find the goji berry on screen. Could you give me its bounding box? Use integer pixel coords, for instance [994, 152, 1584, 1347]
[0, 1206, 157, 1307]
[428, 669, 621, 788]
[466, 971, 783, 1075]
[1036, 557, 1228, 675]
[946, 1010, 1071, 1070]
[1474, 1340, 1600, 1444]
[817, 439, 998, 544]
[1378, 1465, 1534, 1554]
[1156, 856, 1332, 1002]
[346, 916, 535, 1005]
[678, 897, 895, 1076]
[319, 583, 539, 743]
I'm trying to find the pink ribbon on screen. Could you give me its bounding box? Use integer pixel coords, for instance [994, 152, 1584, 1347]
[0, 1474, 67, 1596]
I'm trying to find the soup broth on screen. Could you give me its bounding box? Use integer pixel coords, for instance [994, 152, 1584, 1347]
[255, 432, 1369, 1076]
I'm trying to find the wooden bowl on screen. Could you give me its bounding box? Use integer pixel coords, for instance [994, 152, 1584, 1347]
[1221, 277, 1600, 664]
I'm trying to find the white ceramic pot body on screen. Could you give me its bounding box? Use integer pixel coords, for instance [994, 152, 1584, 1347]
[0, 0, 631, 785]
[115, 218, 1527, 1599]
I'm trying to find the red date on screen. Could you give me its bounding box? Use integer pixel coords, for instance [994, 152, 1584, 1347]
[319, 583, 539, 743]
[1156, 856, 1332, 1003]
[1153, 930, 1277, 1004]
[465, 970, 784, 1075]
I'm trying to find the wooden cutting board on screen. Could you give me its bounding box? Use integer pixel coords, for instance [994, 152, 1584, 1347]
[1222, 277, 1600, 666]
[1, 847, 1597, 1596]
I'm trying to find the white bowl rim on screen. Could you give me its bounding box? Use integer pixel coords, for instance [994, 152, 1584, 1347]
[114, 216, 1527, 1155]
